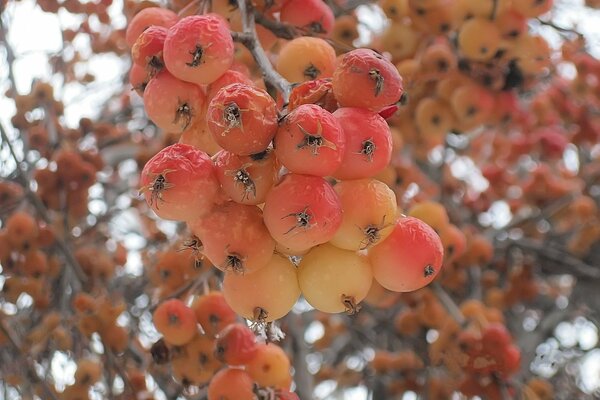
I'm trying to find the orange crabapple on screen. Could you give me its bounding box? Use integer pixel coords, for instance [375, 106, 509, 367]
[276, 37, 337, 83]
[245, 343, 293, 390]
[330, 178, 399, 251]
[192, 291, 237, 337]
[206, 83, 278, 155]
[188, 201, 275, 274]
[207, 367, 255, 400]
[274, 104, 345, 177]
[139, 143, 221, 222]
[262, 173, 343, 254]
[222, 254, 300, 323]
[407, 200, 449, 233]
[214, 322, 258, 366]
[131, 26, 167, 75]
[178, 117, 223, 156]
[213, 148, 278, 205]
[125, 7, 178, 48]
[171, 334, 223, 385]
[333, 48, 404, 111]
[163, 14, 234, 85]
[143, 70, 206, 133]
[280, 0, 335, 36]
[298, 243, 373, 314]
[331, 107, 393, 180]
[5, 211, 38, 249]
[457, 18, 502, 62]
[369, 216, 444, 292]
[152, 298, 198, 346]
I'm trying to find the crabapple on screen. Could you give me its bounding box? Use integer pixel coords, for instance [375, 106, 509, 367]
[152, 299, 198, 346]
[131, 26, 167, 75]
[214, 323, 258, 366]
[207, 83, 278, 155]
[369, 216, 444, 292]
[163, 14, 234, 85]
[188, 202, 275, 274]
[139, 143, 221, 221]
[143, 70, 206, 133]
[125, 7, 177, 48]
[332, 48, 404, 110]
[332, 108, 393, 180]
[207, 368, 255, 400]
[222, 254, 300, 323]
[298, 243, 373, 314]
[274, 104, 345, 176]
[280, 0, 335, 36]
[263, 173, 343, 253]
[277, 37, 337, 83]
[192, 291, 237, 337]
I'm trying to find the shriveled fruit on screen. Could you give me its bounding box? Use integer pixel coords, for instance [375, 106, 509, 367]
[139, 143, 221, 221]
[163, 14, 234, 85]
[333, 48, 404, 111]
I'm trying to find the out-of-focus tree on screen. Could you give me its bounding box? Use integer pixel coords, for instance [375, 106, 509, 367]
[1, 0, 600, 399]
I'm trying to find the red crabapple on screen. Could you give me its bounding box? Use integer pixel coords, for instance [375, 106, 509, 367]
[213, 148, 278, 205]
[263, 173, 343, 254]
[163, 14, 234, 85]
[330, 178, 399, 251]
[214, 323, 258, 366]
[332, 107, 393, 180]
[131, 26, 167, 75]
[188, 202, 275, 274]
[280, 0, 335, 36]
[139, 143, 221, 221]
[153, 299, 198, 346]
[369, 216, 444, 292]
[223, 254, 300, 323]
[298, 243, 373, 314]
[332, 48, 404, 110]
[274, 104, 345, 177]
[207, 83, 278, 155]
[143, 70, 206, 132]
[125, 7, 177, 48]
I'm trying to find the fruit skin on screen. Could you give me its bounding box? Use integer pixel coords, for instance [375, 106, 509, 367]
[163, 14, 234, 85]
[222, 254, 300, 322]
[206, 83, 278, 155]
[332, 48, 404, 111]
[143, 70, 206, 133]
[332, 108, 393, 180]
[139, 143, 221, 222]
[152, 298, 198, 346]
[207, 368, 255, 400]
[188, 202, 275, 274]
[262, 173, 343, 253]
[280, 0, 335, 36]
[276, 37, 337, 83]
[192, 291, 237, 337]
[214, 322, 258, 366]
[125, 7, 178, 48]
[274, 104, 345, 177]
[369, 216, 444, 292]
[245, 343, 293, 390]
[298, 243, 373, 313]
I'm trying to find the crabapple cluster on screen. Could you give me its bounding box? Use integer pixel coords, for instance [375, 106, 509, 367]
[133, 20, 446, 319]
[150, 293, 298, 399]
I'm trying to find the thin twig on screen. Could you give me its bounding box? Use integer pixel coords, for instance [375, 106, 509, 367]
[432, 282, 466, 326]
[235, 0, 292, 103]
[0, 122, 88, 286]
